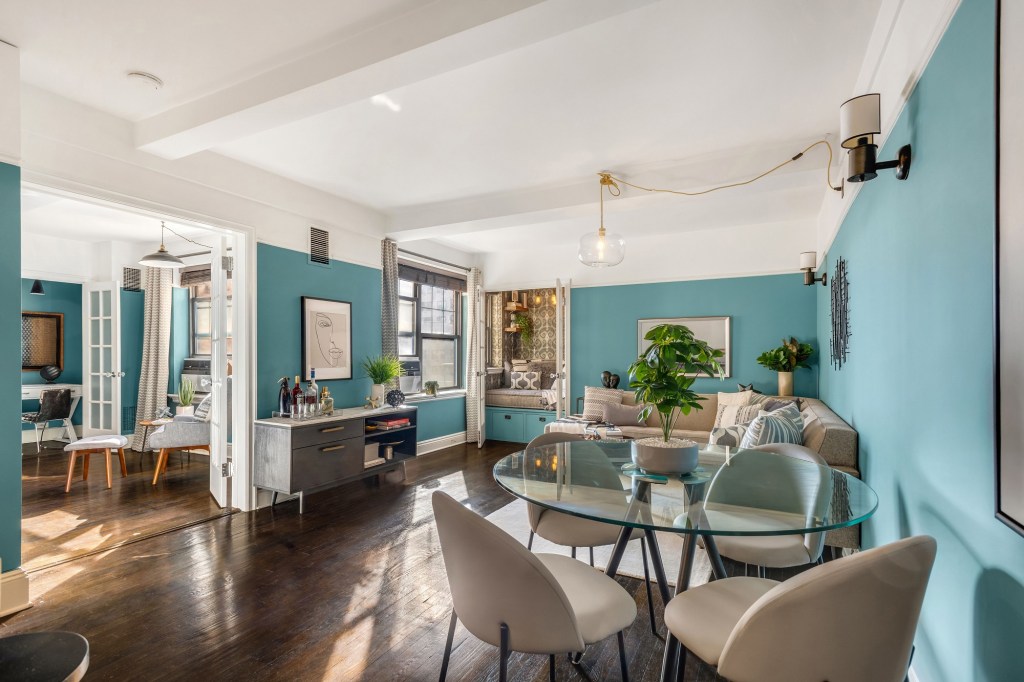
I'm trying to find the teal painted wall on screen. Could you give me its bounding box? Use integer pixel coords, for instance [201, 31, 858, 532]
[817, 1, 1024, 680]
[571, 274, 819, 405]
[121, 289, 144, 433]
[20, 279, 83, 429]
[257, 244, 383, 416]
[168, 287, 189, 395]
[416, 397, 466, 442]
[0, 162, 22, 572]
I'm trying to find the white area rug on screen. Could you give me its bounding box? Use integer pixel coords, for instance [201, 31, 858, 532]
[485, 498, 706, 587]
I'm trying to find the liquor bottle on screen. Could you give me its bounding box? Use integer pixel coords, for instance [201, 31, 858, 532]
[278, 377, 290, 415]
[305, 380, 317, 416]
[320, 387, 334, 416]
[309, 368, 318, 400]
[291, 375, 303, 418]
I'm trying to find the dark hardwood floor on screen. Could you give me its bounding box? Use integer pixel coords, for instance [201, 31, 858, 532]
[21, 440, 223, 571]
[4, 441, 810, 681]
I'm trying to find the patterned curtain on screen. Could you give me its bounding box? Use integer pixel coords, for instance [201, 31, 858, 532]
[132, 267, 172, 451]
[381, 240, 399, 388]
[466, 267, 484, 447]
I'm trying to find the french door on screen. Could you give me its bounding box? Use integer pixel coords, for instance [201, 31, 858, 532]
[554, 278, 571, 418]
[473, 276, 486, 447]
[82, 282, 122, 436]
[207, 235, 232, 507]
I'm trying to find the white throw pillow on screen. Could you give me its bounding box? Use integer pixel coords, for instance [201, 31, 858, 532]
[713, 391, 756, 429]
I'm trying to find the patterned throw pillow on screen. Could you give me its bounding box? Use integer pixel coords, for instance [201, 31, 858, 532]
[510, 371, 540, 390]
[749, 394, 804, 411]
[714, 402, 764, 429]
[740, 405, 805, 448]
[602, 402, 646, 427]
[194, 393, 213, 422]
[709, 424, 749, 447]
[581, 386, 623, 420]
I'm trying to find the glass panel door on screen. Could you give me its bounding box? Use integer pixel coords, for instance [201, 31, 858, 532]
[208, 236, 231, 507]
[555, 279, 571, 419]
[82, 282, 122, 437]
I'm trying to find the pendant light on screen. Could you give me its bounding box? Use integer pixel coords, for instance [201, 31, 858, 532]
[139, 221, 185, 268]
[578, 173, 625, 267]
[29, 279, 44, 295]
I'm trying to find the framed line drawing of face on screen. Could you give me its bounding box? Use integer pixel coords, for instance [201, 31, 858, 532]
[301, 297, 352, 381]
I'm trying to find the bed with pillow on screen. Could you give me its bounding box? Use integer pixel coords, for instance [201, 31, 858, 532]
[484, 360, 559, 411]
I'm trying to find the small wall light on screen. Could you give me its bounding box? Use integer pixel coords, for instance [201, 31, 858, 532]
[800, 251, 827, 286]
[840, 93, 911, 183]
[30, 279, 45, 295]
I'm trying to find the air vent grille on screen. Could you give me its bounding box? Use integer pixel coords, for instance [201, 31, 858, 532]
[122, 267, 141, 291]
[309, 227, 330, 265]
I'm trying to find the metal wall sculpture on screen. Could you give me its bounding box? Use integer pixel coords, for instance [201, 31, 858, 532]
[830, 257, 851, 370]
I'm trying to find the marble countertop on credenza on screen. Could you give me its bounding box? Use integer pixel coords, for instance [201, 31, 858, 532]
[253, 404, 417, 429]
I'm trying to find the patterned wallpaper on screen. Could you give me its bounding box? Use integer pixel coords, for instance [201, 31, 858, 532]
[487, 288, 562, 365]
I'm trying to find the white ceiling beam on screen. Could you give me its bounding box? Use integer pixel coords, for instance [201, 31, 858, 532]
[385, 138, 836, 242]
[135, 0, 658, 159]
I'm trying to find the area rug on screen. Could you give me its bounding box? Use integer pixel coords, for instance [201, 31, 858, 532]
[484, 498, 714, 588]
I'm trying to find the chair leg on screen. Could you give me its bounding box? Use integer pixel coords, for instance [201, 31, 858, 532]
[35, 424, 42, 453]
[617, 630, 630, 682]
[104, 448, 113, 489]
[499, 623, 510, 682]
[549, 654, 556, 682]
[438, 610, 457, 682]
[65, 452, 77, 493]
[527, 530, 534, 550]
[83, 453, 90, 480]
[571, 546, 576, 559]
[589, 546, 595, 567]
[153, 449, 169, 485]
[118, 448, 127, 477]
[640, 537, 658, 636]
[675, 642, 688, 682]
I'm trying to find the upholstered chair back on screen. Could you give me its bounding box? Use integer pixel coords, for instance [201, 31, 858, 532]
[718, 535, 937, 682]
[431, 491, 585, 654]
[35, 388, 73, 422]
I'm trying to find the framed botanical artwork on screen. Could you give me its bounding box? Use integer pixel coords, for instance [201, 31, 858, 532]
[301, 296, 352, 381]
[637, 316, 731, 377]
[997, 0, 1024, 536]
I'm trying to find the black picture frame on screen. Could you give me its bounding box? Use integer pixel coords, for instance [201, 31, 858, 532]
[995, 0, 1024, 536]
[21, 311, 64, 371]
[301, 296, 353, 382]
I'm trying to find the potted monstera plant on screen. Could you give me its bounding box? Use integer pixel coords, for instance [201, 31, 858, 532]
[628, 324, 724, 474]
[756, 337, 814, 397]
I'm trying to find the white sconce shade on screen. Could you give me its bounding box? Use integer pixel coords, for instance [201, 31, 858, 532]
[839, 93, 881, 149]
[799, 251, 817, 270]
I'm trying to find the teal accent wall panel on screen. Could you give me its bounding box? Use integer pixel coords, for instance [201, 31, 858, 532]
[20, 279, 83, 428]
[0, 162, 22, 571]
[817, 2, 1024, 680]
[257, 243, 382, 416]
[415, 396, 466, 442]
[168, 287, 190, 395]
[570, 274, 819, 406]
[120, 290, 144, 432]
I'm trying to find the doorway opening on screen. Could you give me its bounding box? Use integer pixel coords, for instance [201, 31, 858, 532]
[19, 185, 253, 571]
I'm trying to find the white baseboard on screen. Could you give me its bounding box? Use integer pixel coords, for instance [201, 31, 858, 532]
[0, 567, 31, 617]
[21, 424, 82, 445]
[417, 431, 468, 455]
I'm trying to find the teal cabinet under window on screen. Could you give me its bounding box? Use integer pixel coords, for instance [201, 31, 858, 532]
[485, 406, 556, 443]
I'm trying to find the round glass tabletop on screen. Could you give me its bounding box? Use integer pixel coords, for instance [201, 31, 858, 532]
[493, 440, 877, 536]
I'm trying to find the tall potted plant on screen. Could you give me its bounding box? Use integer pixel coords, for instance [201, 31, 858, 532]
[756, 337, 814, 397]
[628, 324, 724, 474]
[362, 354, 403, 407]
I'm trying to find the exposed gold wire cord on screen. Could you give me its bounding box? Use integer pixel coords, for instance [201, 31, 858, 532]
[602, 139, 843, 198]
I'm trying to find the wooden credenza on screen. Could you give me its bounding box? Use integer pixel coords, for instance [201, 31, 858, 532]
[254, 405, 417, 513]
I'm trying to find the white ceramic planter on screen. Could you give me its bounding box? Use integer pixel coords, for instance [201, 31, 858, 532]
[176, 405, 194, 416]
[778, 371, 794, 397]
[632, 437, 699, 475]
[370, 383, 386, 406]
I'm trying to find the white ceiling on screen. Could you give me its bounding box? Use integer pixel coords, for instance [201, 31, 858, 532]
[6, 0, 891, 258]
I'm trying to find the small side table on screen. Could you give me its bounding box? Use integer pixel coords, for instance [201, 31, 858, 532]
[138, 418, 172, 452]
[0, 631, 89, 682]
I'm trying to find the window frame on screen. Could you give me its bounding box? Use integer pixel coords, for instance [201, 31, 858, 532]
[189, 281, 234, 358]
[398, 278, 462, 391]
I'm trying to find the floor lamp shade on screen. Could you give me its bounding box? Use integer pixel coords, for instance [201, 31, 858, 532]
[840, 93, 881, 149]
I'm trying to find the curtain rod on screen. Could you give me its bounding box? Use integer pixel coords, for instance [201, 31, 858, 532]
[397, 248, 472, 273]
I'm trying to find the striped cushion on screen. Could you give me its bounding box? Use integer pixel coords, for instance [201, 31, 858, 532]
[740, 405, 805, 448]
[714, 402, 764, 429]
[581, 386, 623, 420]
[194, 394, 213, 421]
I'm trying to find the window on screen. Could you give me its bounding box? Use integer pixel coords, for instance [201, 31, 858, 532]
[190, 279, 233, 356]
[398, 276, 462, 390]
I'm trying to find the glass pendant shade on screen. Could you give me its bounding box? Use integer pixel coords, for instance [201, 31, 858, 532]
[578, 226, 625, 267]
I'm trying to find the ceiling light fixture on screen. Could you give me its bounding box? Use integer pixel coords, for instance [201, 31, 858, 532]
[799, 251, 827, 286]
[578, 173, 626, 267]
[840, 93, 911, 183]
[127, 71, 164, 90]
[139, 222, 185, 268]
[30, 279, 45, 295]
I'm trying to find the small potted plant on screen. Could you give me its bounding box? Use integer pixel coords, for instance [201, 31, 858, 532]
[628, 324, 723, 474]
[512, 312, 533, 346]
[362, 354, 403, 407]
[176, 377, 196, 416]
[756, 337, 814, 397]
[423, 380, 440, 397]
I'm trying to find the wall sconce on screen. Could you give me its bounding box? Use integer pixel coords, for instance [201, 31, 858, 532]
[840, 93, 911, 183]
[800, 251, 827, 286]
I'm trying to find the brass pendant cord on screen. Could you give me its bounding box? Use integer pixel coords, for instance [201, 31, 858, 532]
[603, 139, 843, 197]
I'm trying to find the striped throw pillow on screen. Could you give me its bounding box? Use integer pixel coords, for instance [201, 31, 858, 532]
[714, 402, 764, 429]
[740, 406, 804, 448]
[581, 386, 623, 420]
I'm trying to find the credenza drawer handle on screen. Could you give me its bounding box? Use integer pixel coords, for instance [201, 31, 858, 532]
[321, 426, 346, 433]
[321, 444, 346, 453]
[504, 415, 511, 420]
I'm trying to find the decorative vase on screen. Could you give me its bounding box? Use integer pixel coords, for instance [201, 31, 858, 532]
[778, 371, 794, 397]
[632, 438, 699, 475]
[176, 405, 194, 416]
[371, 383, 386, 406]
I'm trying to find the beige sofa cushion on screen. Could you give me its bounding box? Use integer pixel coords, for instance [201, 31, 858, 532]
[621, 391, 719, 432]
[799, 398, 858, 470]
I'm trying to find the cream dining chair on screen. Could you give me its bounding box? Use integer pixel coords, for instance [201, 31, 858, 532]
[661, 535, 937, 682]
[432, 490, 637, 682]
[525, 432, 659, 636]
